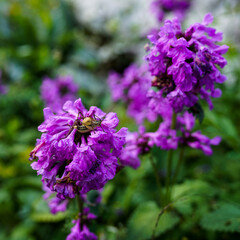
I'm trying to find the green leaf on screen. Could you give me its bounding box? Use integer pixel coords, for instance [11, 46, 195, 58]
[172, 180, 215, 200]
[10, 219, 35, 240]
[30, 212, 67, 222]
[172, 180, 215, 218]
[31, 198, 67, 222]
[127, 201, 180, 239]
[200, 203, 240, 232]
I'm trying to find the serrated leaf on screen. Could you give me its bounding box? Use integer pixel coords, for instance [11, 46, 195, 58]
[172, 180, 215, 217]
[200, 203, 240, 232]
[172, 180, 214, 200]
[127, 201, 179, 239]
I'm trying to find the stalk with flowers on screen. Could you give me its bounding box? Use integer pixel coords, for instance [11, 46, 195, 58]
[30, 11, 229, 240]
[30, 96, 127, 239]
[108, 12, 228, 237]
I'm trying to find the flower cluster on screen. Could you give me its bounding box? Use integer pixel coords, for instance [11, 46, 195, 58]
[151, 0, 192, 22]
[124, 111, 221, 155]
[145, 89, 221, 152]
[119, 126, 152, 169]
[41, 76, 79, 113]
[108, 64, 156, 125]
[67, 208, 97, 240]
[177, 112, 221, 155]
[146, 13, 228, 112]
[107, 14, 227, 172]
[30, 98, 127, 199]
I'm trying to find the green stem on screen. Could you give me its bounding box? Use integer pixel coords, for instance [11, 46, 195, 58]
[171, 111, 177, 130]
[165, 149, 174, 204]
[172, 146, 185, 187]
[169, 146, 185, 200]
[150, 155, 164, 206]
[77, 194, 84, 231]
[151, 202, 172, 240]
[165, 111, 177, 204]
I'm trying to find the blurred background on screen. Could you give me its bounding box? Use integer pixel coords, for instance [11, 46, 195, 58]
[0, 0, 240, 239]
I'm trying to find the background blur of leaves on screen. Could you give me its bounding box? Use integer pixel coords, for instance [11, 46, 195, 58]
[0, 0, 240, 239]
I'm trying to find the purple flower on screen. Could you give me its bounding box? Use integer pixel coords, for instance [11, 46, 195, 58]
[145, 93, 221, 154]
[177, 112, 221, 155]
[108, 64, 157, 124]
[43, 183, 69, 214]
[151, 0, 192, 22]
[67, 208, 97, 240]
[167, 88, 198, 113]
[67, 224, 97, 240]
[41, 76, 79, 113]
[30, 98, 127, 198]
[146, 13, 228, 112]
[149, 119, 178, 150]
[119, 127, 152, 169]
[148, 90, 173, 121]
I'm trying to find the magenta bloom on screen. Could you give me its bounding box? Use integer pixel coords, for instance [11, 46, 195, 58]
[151, 0, 192, 22]
[67, 208, 97, 240]
[30, 98, 127, 199]
[67, 224, 97, 240]
[108, 64, 157, 125]
[149, 120, 178, 150]
[43, 183, 69, 214]
[141, 110, 221, 154]
[119, 127, 152, 169]
[146, 13, 228, 112]
[177, 112, 221, 155]
[41, 76, 79, 113]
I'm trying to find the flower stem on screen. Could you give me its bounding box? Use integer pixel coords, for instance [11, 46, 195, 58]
[172, 146, 185, 188]
[169, 146, 185, 201]
[165, 111, 177, 204]
[150, 155, 164, 206]
[165, 149, 174, 204]
[77, 194, 84, 231]
[152, 202, 172, 240]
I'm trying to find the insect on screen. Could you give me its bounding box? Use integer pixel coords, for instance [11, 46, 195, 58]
[64, 112, 106, 138]
[79, 114, 104, 131]
[77, 112, 106, 132]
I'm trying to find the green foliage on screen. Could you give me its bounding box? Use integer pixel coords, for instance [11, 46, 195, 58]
[31, 198, 68, 222]
[127, 201, 180, 239]
[173, 180, 215, 214]
[200, 203, 240, 233]
[0, 0, 240, 239]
